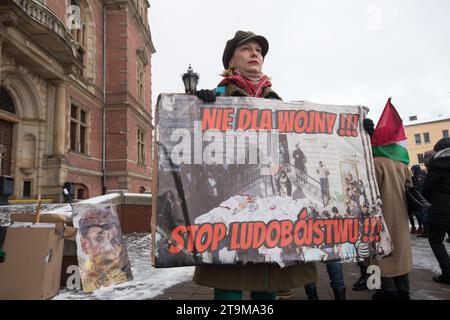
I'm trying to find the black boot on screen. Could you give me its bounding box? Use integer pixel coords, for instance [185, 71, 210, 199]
[333, 287, 346, 300]
[432, 274, 450, 284]
[352, 272, 369, 291]
[398, 290, 410, 300]
[372, 289, 399, 300]
[305, 286, 319, 300]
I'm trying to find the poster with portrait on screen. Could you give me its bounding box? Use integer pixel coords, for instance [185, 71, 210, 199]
[152, 94, 393, 268]
[73, 204, 133, 292]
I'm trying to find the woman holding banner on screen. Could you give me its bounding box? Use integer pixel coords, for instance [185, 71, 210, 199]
[193, 30, 318, 300]
[194, 30, 376, 300]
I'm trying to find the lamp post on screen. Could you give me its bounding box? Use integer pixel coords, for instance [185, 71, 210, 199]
[181, 64, 199, 94]
[62, 182, 73, 210]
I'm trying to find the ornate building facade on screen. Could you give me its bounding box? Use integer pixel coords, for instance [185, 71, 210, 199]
[0, 0, 155, 200]
[404, 115, 450, 168]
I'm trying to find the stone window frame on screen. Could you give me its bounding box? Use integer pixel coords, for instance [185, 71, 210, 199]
[423, 132, 430, 144]
[135, 0, 145, 20]
[69, 101, 90, 155]
[137, 127, 146, 165]
[137, 60, 145, 105]
[136, 47, 148, 108]
[417, 153, 424, 164]
[23, 180, 32, 198]
[136, 48, 148, 107]
[414, 133, 421, 144]
[74, 183, 89, 200]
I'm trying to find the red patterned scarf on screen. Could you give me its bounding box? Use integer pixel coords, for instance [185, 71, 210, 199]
[218, 74, 272, 97]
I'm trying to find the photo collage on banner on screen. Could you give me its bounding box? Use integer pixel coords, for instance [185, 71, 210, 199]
[152, 94, 393, 268]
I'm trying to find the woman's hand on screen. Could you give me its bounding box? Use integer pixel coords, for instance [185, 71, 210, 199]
[363, 118, 375, 136]
[195, 89, 217, 103]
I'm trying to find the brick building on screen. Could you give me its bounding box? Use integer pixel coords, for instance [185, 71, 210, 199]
[0, 0, 155, 201]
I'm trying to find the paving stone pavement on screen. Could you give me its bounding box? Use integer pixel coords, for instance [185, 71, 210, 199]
[155, 256, 450, 300]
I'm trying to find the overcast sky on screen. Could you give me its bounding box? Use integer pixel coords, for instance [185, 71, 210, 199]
[149, 0, 450, 122]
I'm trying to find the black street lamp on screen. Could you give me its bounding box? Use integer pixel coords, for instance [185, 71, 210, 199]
[182, 64, 199, 94]
[62, 182, 74, 210]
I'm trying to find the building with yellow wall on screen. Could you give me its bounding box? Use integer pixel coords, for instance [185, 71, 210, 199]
[404, 115, 450, 168]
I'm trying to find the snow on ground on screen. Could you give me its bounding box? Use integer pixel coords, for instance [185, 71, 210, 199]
[51, 233, 449, 300]
[0, 204, 67, 225]
[2, 207, 449, 300]
[53, 233, 195, 300]
[124, 193, 151, 198]
[412, 234, 450, 274]
[44, 194, 122, 217]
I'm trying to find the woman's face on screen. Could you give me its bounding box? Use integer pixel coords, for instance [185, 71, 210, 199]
[230, 40, 263, 74]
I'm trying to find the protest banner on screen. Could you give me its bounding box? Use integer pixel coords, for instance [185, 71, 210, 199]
[73, 204, 133, 292]
[152, 94, 393, 268]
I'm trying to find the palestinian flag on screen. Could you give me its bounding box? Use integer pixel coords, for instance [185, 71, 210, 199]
[371, 98, 410, 165]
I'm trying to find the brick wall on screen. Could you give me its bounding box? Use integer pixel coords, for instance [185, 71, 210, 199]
[43, 0, 155, 197]
[66, 173, 102, 199]
[117, 204, 152, 233]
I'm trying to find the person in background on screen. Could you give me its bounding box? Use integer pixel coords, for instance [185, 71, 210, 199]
[373, 154, 412, 299]
[293, 143, 307, 181]
[317, 161, 331, 206]
[277, 169, 292, 197]
[410, 165, 427, 237]
[370, 98, 413, 300]
[352, 205, 371, 291]
[423, 138, 450, 285]
[424, 150, 450, 244]
[303, 261, 346, 300]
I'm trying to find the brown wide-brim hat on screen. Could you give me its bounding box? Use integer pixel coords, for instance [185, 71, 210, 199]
[222, 30, 269, 69]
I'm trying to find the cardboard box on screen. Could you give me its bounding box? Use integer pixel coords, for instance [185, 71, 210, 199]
[10, 212, 68, 225]
[10, 213, 77, 241]
[8, 213, 78, 291]
[0, 222, 76, 300]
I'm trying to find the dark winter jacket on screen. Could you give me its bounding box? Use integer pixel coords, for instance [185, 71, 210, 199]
[423, 148, 450, 228]
[411, 165, 426, 193]
[293, 148, 307, 173]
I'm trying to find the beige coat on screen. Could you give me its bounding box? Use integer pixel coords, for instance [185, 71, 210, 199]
[194, 263, 318, 292]
[374, 157, 413, 277]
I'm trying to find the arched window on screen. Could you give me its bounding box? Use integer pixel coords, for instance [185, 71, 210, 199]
[75, 184, 89, 200]
[0, 87, 15, 114]
[77, 188, 85, 199]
